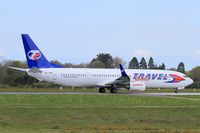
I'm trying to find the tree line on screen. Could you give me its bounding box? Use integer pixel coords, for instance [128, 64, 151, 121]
[0, 53, 198, 88]
[89, 54, 185, 74]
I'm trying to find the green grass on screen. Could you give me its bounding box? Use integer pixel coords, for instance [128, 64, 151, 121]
[0, 94, 200, 132]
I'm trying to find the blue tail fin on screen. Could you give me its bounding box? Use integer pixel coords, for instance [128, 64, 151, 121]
[21, 34, 63, 68]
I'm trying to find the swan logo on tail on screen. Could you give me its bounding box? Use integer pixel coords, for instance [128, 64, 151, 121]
[27, 50, 41, 60]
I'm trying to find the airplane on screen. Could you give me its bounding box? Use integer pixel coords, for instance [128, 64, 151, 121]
[10, 34, 193, 93]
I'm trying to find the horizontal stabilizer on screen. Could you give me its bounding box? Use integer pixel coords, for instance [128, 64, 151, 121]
[8, 67, 26, 72]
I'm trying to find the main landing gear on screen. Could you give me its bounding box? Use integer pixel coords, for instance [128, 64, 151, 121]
[99, 88, 106, 93]
[98, 87, 118, 93]
[175, 89, 179, 93]
[110, 87, 117, 93]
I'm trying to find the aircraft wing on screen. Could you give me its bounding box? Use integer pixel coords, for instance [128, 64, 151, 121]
[106, 64, 130, 86]
[106, 76, 130, 86]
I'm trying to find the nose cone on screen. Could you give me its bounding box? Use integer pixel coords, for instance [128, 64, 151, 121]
[187, 78, 193, 85]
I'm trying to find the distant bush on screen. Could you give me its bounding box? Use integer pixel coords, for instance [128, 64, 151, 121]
[32, 82, 61, 88]
[186, 82, 200, 89]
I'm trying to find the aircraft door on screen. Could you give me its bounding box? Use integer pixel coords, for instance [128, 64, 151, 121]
[51, 71, 57, 81]
[86, 72, 91, 79]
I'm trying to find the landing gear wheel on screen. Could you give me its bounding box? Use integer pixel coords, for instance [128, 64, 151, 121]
[110, 88, 117, 93]
[99, 88, 106, 93]
[175, 90, 179, 93]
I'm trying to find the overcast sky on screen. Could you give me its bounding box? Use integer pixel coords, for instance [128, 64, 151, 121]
[0, 0, 200, 70]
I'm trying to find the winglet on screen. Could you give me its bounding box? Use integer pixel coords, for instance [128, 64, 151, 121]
[119, 64, 128, 77]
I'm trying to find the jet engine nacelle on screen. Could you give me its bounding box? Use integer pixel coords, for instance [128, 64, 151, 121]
[129, 81, 146, 91]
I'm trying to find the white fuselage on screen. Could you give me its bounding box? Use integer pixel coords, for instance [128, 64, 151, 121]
[26, 68, 193, 89]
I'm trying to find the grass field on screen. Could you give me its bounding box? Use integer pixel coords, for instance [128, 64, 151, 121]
[0, 94, 200, 132]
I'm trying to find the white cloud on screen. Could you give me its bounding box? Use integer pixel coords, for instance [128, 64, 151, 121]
[133, 49, 153, 58]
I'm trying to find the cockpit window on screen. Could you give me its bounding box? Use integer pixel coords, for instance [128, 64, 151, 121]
[183, 75, 188, 78]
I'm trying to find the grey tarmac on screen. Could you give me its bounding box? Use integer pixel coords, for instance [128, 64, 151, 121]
[0, 92, 200, 96]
